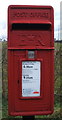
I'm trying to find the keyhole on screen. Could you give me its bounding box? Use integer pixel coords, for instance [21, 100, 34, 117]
[18, 80, 19, 84]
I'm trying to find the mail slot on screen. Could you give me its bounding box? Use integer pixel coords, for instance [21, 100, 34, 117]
[8, 5, 54, 116]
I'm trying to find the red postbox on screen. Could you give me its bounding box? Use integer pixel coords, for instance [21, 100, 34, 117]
[8, 5, 54, 116]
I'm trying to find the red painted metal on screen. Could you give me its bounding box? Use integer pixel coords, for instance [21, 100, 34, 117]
[8, 5, 54, 116]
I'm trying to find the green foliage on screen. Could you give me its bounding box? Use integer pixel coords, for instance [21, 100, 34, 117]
[2, 41, 8, 99]
[54, 42, 61, 104]
[2, 41, 7, 80]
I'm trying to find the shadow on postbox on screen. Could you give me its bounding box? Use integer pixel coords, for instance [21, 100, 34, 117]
[8, 5, 54, 116]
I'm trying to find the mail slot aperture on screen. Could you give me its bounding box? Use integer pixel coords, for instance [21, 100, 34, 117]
[12, 23, 51, 30]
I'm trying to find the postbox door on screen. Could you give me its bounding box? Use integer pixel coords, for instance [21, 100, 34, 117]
[8, 49, 54, 115]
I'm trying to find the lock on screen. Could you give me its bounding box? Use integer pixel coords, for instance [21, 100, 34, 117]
[28, 50, 35, 59]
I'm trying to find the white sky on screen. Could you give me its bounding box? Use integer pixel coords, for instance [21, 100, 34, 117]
[0, 0, 62, 40]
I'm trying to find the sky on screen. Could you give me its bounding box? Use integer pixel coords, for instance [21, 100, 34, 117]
[0, 0, 62, 40]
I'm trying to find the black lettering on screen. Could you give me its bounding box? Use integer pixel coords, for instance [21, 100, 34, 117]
[26, 66, 33, 68]
[26, 77, 33, 79]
